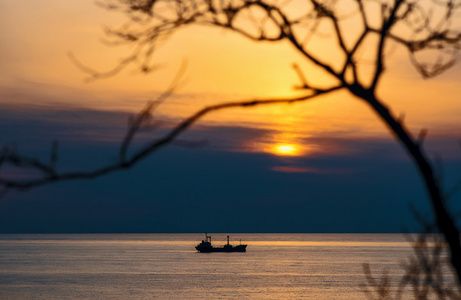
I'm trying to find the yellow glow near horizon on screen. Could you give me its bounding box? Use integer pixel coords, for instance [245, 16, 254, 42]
[1, 0, 461, 156]
[273, 144, 299, 156]
[248, 127, 312, 157]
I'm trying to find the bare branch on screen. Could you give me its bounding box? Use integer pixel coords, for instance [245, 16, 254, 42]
[69, 51, 143, 82]
[417, 128, 428, 145]
[292, 63, 309, 89]
[371, 0, 405, 91]
[0, 85, 343, 192]
[12, 0, 461, 291]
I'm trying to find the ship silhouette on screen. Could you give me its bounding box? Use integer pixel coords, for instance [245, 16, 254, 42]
[195, 233, 247, 253]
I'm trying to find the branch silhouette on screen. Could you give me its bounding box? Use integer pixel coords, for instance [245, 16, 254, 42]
[0, 85, 340, 191]
[3, 0, 461, 290]
[92, 0, 461, 284]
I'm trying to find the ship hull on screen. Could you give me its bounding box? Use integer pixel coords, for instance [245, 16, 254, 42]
[196, 245, 247, 253]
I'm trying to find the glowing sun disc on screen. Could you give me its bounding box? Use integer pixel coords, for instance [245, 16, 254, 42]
[273, 144, 299, 156]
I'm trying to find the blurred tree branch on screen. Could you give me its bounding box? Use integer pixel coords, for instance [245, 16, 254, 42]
[361, 230, 461, 299]
[2, 0, 461, 290]
[0, 85, 339, 192]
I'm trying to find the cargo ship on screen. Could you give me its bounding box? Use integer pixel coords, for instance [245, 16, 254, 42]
[195, 233, 247, 252]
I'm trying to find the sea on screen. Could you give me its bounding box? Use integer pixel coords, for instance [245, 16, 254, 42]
[0, 233, 454, 299]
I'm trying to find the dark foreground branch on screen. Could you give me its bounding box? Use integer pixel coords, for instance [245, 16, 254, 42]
[350, 83, 461, 286]
[0, 86, 342, 193]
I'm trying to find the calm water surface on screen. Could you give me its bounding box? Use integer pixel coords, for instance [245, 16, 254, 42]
[0, 234, 439, 299]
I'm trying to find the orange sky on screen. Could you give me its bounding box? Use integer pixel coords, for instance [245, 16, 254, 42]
[1, 0, 461, 158]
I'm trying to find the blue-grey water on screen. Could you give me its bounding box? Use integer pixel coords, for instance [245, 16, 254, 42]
[0, 233, 451, 299]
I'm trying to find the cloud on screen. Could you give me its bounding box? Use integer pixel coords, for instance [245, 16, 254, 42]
[271, 166, 317, 173]
[0, 100, 460, 233]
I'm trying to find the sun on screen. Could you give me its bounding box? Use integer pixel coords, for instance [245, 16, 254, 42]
[273, 144, 299, 156]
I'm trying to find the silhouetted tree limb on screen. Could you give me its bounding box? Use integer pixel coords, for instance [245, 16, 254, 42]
[91, 0, 461, 285]
[361, 230, 461, 299]
[360, 206, 460, 299]
[3, 0, 461, 290]
[0, 85, 341, 192]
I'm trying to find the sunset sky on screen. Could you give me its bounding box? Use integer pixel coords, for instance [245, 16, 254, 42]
[0, 0, 460, 233]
